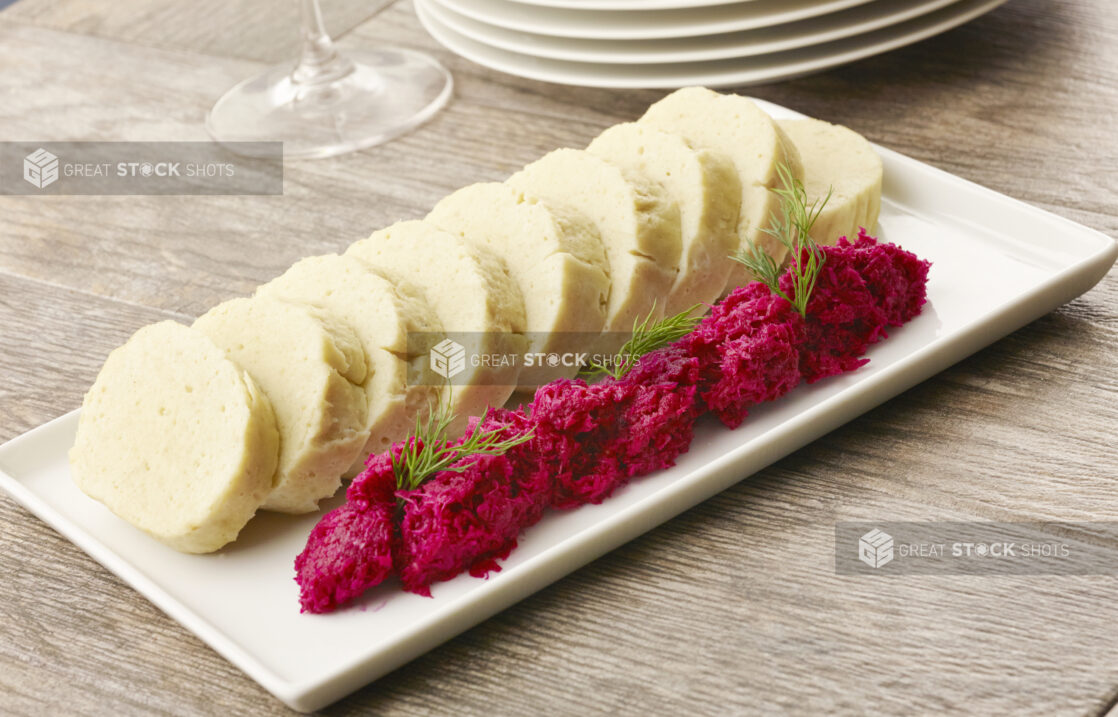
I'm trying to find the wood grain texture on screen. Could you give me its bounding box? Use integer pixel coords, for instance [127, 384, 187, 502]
[1, 0, 1117, 714]
[0, 276, 285, 716]
[1, 0, 394, 63]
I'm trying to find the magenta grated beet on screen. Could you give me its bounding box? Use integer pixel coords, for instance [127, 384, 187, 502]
[685, 283, 805, 428]
[610, 344, 702, 476]
[394, 411, 551, 595]
[789, 232, 931, 383]
[394, 450, 543, 595]
[294, 234, 931, 611]
[529, 378, 631, 509]
[294, 500, 395, 614]
[529, 348, 701, 510]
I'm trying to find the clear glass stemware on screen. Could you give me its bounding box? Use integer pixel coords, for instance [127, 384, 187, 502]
[206, 0, 452, 159]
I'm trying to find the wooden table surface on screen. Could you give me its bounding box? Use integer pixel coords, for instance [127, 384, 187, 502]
[2, 0, 1116, 714]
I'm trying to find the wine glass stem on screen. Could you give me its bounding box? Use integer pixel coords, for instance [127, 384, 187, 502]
[293, 0, 354, 85]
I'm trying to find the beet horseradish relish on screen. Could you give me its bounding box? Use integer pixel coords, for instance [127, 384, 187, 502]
[295, 233, 932, 613]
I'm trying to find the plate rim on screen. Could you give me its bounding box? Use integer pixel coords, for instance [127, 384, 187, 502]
[416, 0, 1011, 88]
[429, 0, 879, 40]
[499, 0, 762, 14]
[419, 0, 966, 64]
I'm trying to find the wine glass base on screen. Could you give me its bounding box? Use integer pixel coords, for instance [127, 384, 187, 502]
[206, 47, 453, 160]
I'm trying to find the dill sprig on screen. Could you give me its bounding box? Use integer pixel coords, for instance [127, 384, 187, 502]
[732, 162, 832, 317]
[391, 393, 534, 494]
[582, 302, 702, 380]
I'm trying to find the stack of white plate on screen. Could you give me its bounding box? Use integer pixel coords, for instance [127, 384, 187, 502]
[415, 0, 1009, 88]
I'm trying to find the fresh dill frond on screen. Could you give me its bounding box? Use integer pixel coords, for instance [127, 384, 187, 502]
[582, 302, 702, 380]
[731, 162, 832, 317]
[391, 391, 534, 494]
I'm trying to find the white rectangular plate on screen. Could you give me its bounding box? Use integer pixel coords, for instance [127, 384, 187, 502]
[1, 100, 1115, 712]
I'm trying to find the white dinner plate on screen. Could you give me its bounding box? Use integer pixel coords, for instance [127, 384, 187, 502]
[431, 0, 878, 40]
[502, 0, 761, 13]
[421, 0, 964, 64]
[1, 98, 1115, 713]
[417, 0, 1008, 88]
